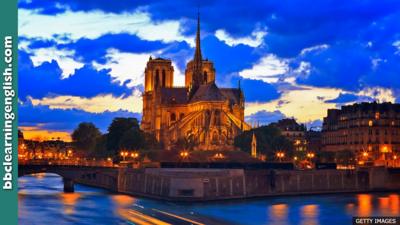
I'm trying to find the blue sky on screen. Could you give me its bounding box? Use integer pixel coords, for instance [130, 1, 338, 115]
[18, 0, 400, 140]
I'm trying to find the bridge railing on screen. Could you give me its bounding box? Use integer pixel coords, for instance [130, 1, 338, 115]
[19, 159, 115, 167]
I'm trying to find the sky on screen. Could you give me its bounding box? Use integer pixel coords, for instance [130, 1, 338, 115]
[18, 0, 400, 141]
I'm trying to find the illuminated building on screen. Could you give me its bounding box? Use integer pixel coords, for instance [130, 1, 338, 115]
[141, 14, 250, 150]
[271, 118, 307, 151]
[322, 102, 400, 165]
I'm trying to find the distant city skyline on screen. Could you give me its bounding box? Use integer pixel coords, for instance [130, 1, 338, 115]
[18, 1, 400, 141]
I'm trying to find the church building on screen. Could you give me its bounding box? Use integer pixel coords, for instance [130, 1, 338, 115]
[141, 14, 251, 150]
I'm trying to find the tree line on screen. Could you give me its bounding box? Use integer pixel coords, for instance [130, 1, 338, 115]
[71, 117, 159, 157]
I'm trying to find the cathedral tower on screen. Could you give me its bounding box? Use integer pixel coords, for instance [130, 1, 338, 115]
[185, 13, 216, 95]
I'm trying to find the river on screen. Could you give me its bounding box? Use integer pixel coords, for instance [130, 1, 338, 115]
[18, 173, 399, 225]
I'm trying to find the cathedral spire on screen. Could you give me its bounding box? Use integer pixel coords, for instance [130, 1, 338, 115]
[189, 11, 203, 98]
[194, 11, 202, 63]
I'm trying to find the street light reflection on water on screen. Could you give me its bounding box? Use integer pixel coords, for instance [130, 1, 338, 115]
[18, 173, 400, 225]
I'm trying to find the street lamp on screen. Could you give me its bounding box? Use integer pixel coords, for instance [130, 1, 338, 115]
[131, 152, 139, 159]
[307, 152, 315, 159]
[362, 152, 368, 158]
[180, 151, 189, 159]
[276, 152, 285, 162]
[120, 151, 128, 161]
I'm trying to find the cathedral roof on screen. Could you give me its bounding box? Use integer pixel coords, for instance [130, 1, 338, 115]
[160, 87, 188, 104]
[220, 88, 241, 106]
[190, 82, 226, 103]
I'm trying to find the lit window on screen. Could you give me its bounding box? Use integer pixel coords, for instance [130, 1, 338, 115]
[368, 120, 373, 127]
[375, 112, 380, 119]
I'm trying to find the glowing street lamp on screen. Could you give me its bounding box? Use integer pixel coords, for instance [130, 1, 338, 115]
[307, 152, 315, 160]
[120, 151, 128, 161]
[276, 152, 285, 162]
[131, 152, 139, 159]
[180, 151, 189, 159]
[362, 152, 369, 158]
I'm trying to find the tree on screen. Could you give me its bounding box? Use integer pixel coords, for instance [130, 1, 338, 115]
[107, 117, 141, 154]
[234, 125, 294, 161]
[71, 122, 101, 153]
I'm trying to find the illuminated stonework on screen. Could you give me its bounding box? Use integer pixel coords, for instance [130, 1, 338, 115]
[141, 14, 250, 150]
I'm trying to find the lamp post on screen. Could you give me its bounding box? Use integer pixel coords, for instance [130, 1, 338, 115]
[307, 152, 315, 162]
[276, 152, 285, 162]
[180, 150, 189, 159]
[120, 151, 128, 161]
[131, 152, 139, 160]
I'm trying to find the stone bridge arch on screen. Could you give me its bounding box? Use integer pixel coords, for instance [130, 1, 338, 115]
[19, 164, 119, 193]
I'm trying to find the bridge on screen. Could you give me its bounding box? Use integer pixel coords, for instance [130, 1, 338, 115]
[19, 160, 400, 201]
[19, 160, 118, 193]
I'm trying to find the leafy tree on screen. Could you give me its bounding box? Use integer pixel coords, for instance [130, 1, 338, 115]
[234, 125, 294, 161]
[71, 122, 101, 153]
[119, 127, 145, 150]
[107, 117, 141, 154]
[93, 134, 109, 157]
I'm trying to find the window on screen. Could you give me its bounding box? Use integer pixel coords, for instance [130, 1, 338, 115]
[180, 113, 185, 119]
[375, 112, 380, 119]
[368, 120, 373, 127]
[170, 113, 176, 122]
[162, 69, 166, 87]
[155, 69, 160, 88]
[204, 71, 208, 83]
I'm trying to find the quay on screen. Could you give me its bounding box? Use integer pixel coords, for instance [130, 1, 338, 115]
[19, 163, 400, 201]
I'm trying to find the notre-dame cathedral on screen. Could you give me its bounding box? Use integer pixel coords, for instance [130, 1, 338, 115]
[141, 14, 250, 150]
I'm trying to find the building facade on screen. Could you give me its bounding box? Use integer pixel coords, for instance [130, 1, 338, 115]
[271, 118, 308, 151]
[322, 102, 400, 164]
[141, 15, 250, 150]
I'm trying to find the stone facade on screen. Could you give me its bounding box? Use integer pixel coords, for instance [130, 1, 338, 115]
[322, 102, 400, 163]
[141, 15, 250, 150]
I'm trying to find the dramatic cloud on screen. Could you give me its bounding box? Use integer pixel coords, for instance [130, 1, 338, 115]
[28, 90, 142, 114]
[245, 110, 286, 126]
[239, 54, 288, 83]
[18, 0, 400, 139]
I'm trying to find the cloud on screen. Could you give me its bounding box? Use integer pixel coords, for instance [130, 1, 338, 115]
[92, 49, 150, 87]
[215, 29, 266, 47]
[240, 79, 281, 102]
[19, 102, 140, 133]
[300, 44, 329, 55]
[28, 47, 84, 77]
[28, 89, 142, 114]
[239, 54, 288, 83]
[325, 93, 359, 104]
[245, 110, 285, 126]
[19, 125, 73, 141]
[245, 84, 342, 123]
[19, 50, 132, 100]
[358, 87, 396, 103]
[19, 9, 192, 44]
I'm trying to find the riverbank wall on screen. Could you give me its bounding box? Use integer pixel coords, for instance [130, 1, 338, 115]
[74, 166, 400, 201]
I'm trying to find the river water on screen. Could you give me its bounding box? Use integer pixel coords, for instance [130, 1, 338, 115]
[18, 173, 399, 225]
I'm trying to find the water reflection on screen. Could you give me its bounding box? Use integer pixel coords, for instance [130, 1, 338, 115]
[268, 203, 288, 225]
[388, 194, 399, 215]
[300, 204, 319, 225]
[18, 173, 400, 225]
[357, 194, 372, 216]
[59, 192, 81, 215]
